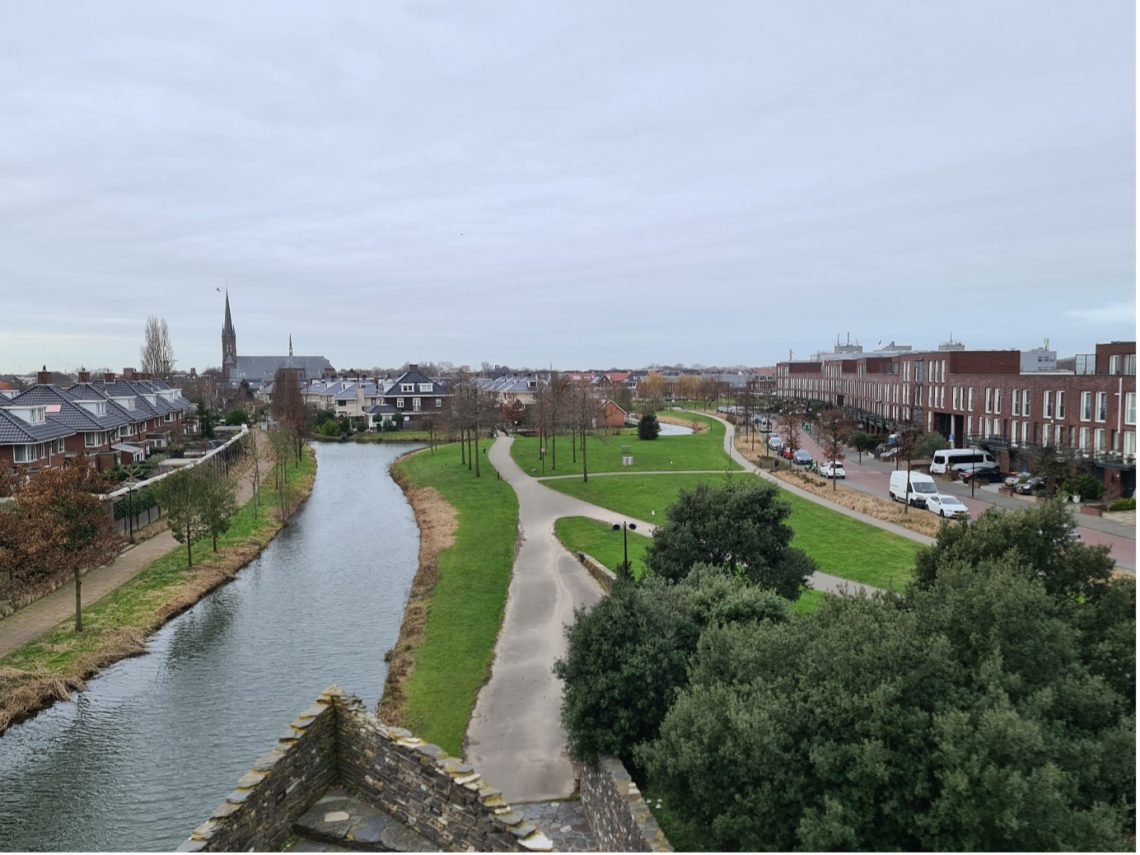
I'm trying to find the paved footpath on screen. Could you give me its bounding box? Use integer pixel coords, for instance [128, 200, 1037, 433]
[466, 426, 891, 803]
[0, 430, 273, 660]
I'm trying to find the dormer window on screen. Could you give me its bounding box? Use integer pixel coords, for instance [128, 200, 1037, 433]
[77, 400, 107, 417]
[401, 383, 414, 393]
[418, 383, 433, 392]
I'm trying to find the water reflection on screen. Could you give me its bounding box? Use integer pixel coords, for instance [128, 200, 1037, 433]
[0, 441, 424, 851]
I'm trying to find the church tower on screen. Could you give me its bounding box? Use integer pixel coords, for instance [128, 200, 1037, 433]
[221, 290, 238, 380]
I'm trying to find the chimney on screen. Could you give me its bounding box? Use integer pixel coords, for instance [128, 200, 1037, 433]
[123, 367, 136, 380]
[104, 372, 116, 382]
[78, 370, 91, 383]
[37, 365, 52, 385]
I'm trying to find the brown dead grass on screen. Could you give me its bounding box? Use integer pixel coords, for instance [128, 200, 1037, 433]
[734, 432, 943, 539]
[377, 473, 458, 726]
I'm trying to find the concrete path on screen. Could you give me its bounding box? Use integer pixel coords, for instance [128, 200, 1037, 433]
[465, 435, 659, 804]
[0, 430, 273, 659]
[465, 425, 895, 803]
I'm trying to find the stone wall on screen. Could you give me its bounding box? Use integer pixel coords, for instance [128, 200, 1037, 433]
[579, 756, 673, 852]
[181, 688, 552, 853]
[335, 693, 548, 851]
[180, 690, 339, 851]
[574, 551, 616, 593]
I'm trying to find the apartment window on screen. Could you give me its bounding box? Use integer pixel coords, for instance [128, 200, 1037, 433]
[1043, 390, 1052, 418]
[1022, 389, 1030, 417]
[994, 388, 1001, 414]
[1094, 428, 1105, 452]
[1095, 391, 1107, 422]
[1125, 431, 1136, 459]
[967, 388, 974, 411]
[1126, 392, 1136, 425]
[1080, 392, 1092, 421]
[1042, 423, 1052, 446]
[435, 398, 442, 408]
[967, 415, 973, 435]
[13, 445, 35, 463]
[1124, 354, 1137, 375]
[985, 388, 992, 413]
[1110, 355, 1120, 374]
[1056, 391, 1065, 419]
[1012, 389, 1020, 417]
[953, 387, 960, 410]
[412, 397, 421, 411]
[85, 432, 100, 447]
[396, 398, 404, 408]
[1079, 427, 1091, 451]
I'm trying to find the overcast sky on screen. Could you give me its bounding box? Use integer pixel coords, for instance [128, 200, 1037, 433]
[0, 1, 1134, 374]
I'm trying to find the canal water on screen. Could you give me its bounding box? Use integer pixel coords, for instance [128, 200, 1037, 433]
[0, 442, 424, 852]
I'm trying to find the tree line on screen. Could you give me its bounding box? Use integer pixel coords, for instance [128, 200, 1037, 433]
[556, 480, 1135, 851]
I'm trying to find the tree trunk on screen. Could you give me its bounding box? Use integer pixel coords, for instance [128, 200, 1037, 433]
[582, 425, 588, 482]
[187, 523, 194, 566]
[474, 420, 481, 478]
[74, 566, 82, 633]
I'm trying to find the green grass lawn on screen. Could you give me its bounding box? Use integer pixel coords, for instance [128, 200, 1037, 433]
[793, 587, 828, 615]
[544, 473, 919, 593]
[391, 444, 519, 755]
[510, 413, 739, 477]
[554, 516, 651, 580]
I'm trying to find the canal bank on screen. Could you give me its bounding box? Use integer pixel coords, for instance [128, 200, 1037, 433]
[0, 442, 424, 851]
[0, 436, 314, 736]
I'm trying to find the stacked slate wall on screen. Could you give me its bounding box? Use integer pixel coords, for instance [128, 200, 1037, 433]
[335, 693, 548, 851]
[180, 690, 338, 852]
[579, 756, 673, 852]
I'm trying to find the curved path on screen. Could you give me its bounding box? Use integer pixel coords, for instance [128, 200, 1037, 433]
[466, 424, 891, 803]
[465, 435, 656, 804]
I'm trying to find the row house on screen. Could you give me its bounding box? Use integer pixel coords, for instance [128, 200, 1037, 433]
[776, 341, 1136, 499]
[0, 368, 195, 483]
[475, 375, 544, 407]
[378, 367, 448, 428]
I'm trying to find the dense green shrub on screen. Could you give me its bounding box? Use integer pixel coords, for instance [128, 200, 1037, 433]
[637, 411, 660, 440]
[1070, 473, 1105, 501]
[1108, 497, 1135, 511]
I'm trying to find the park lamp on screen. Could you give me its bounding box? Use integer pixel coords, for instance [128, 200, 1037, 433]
[612, 521, 637, 579]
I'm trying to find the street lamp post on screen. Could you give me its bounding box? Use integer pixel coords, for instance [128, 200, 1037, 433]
[611, 521, 637, 579]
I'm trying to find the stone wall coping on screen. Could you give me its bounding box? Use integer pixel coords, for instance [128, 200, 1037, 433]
[574, 550, 616, 593]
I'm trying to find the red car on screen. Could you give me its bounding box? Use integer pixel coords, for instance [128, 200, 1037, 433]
[782, 446, 795, 459]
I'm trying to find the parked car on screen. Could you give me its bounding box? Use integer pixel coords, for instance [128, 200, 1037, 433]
[925, 493, 970, 519]
[1004, 471, 1033, 488]
[889, 470, 938, 507]
[878, 446, 899, 460]
[960, 468, 1004, 484]
[1014, 476, 1046, 495]
[782, 446, 795, 459]
[768, 436, 785, 451]
[792, 449, 813, 466]
[820, 460, 846, 479]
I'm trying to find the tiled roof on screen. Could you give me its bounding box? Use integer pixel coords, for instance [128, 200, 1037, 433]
[0, 407, 74, 444]
[11, 386, 125, 431]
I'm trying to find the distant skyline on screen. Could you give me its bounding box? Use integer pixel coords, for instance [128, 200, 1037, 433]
[0, 1, 1134, 375]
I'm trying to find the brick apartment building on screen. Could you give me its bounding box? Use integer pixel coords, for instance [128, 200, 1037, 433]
[776, 341, 1136, 499]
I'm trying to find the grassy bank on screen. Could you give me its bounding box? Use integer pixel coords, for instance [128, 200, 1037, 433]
[554, 516, 651, 579]
[545, 472, 920, 593]
[386, 444, 518, 755]
[510, 415, 739, 477]
[0, 445, 317, 734]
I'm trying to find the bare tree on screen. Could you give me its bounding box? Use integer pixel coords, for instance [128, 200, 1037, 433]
[140, 316, 176, 380]
[816, 408, 855, 491]
[270, 367, 306, 463]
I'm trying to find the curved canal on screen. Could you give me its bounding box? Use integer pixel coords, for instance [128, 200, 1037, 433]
[0, 441, 424, 852]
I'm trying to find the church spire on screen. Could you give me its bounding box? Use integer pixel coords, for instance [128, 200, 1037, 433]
[221, 289, 238, 379]
[289, 334, 293, 357]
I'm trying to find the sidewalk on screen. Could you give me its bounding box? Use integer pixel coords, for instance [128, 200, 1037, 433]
[0, 430, 273, 660]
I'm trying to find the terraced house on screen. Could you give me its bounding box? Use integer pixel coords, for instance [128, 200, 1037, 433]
[0, 367, 195, 485]
[776, 339, 1136, 499]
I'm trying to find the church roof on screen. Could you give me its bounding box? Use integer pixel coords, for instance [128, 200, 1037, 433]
[230, 355, 333, 382]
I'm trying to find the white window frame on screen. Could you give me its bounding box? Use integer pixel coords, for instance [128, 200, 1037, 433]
[1012, 389, 1020, 417]
[13, 444, 36, 463]
[1043, 390, 1052, 419]
[994, 388, 1001, 415]
[1056, 391, 1065, 419]
[435, 398, 442, 408]
[967, 388, 974, 411]
[1095, 391, 1107, 422]
[396, 398, 404, 408]
[1080, 391, 1092, 421]
[85, 432, 100, 447]
[1125, 392, 1136, 426]
[1021, 389, 1030, 418]
[985, 388, 992, 413]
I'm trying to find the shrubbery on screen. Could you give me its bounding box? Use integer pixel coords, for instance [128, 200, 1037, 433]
[637, 411, 660, 440]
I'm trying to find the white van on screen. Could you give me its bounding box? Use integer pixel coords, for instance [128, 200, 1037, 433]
[929, 448, 997, 477]
[889, 470, 938, 507]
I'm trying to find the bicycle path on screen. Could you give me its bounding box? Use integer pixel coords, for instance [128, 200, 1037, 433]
[0, 431, 272, 660]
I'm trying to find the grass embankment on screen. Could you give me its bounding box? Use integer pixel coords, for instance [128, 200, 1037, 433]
[0, 446, 316, 735]
[545, 473, 921, 593]
[383, 444, 518, 756]
[510, 413, 739, 477]
[352, 430, 440, 444]
[554, 515, 828, 614]
[554, 517, 651, 580]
